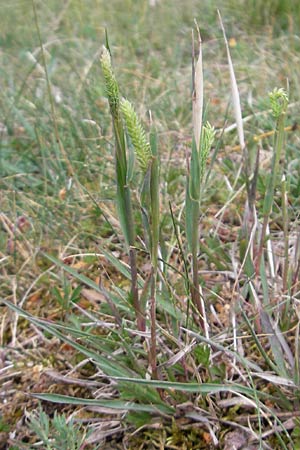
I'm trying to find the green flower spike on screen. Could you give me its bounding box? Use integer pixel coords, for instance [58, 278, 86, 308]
[100, 46, 120, 119]
[269, 87, 288, 119]
[121, 98, 152, 173]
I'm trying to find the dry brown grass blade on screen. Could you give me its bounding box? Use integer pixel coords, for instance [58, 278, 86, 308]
[192, 20, 203, 150]
[218, 10, 245, 151]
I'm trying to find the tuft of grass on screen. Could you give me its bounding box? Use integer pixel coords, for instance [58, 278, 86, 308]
[1, 1, 300, 448]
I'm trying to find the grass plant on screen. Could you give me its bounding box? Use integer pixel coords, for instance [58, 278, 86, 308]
[100, 44, 144, 333]
[1, 1, 300, 448]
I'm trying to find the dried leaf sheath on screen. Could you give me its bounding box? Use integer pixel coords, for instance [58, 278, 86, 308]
[218, 11, 245, 151]
[192, 27, 203, 151]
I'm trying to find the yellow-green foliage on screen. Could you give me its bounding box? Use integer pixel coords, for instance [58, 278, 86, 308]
[200, 122, 215, 182]
[120, 98, 152, 173]
[100, 46, 120, 118]
[269, 88, 289, 118]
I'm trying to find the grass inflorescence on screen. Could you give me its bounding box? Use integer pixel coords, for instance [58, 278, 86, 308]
[1, 1, 300, 449]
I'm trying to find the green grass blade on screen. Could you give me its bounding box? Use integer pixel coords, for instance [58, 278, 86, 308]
[112, 377, 275, 400]
[140, 163, 152, 251]
[42, 253, 104, 290]
[97, 246, 137, 282]
[188, 137, 201, 202]
[259, 310, 290, 378]
[150, 127, 160, 268]
[241, 308, 282, 374]
[31, 393, 174, 414]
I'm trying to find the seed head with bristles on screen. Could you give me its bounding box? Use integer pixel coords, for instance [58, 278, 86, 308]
[100, 46, 120, 118]
[200, 122, 215, 182]
[120, 98, 152, 173]
[269, 88, 289, 119]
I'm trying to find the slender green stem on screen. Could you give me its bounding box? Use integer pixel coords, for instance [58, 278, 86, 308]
[150, 130, 160, 264]
[255, 92, 288, 274]
[148, 128, 160, 377]
[115, 117, 143, 330]
[149, 268, 158, 379]
[191, 221, 205, 330]
[281, 175, 289, 294]
[129, 246, 145, 331]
